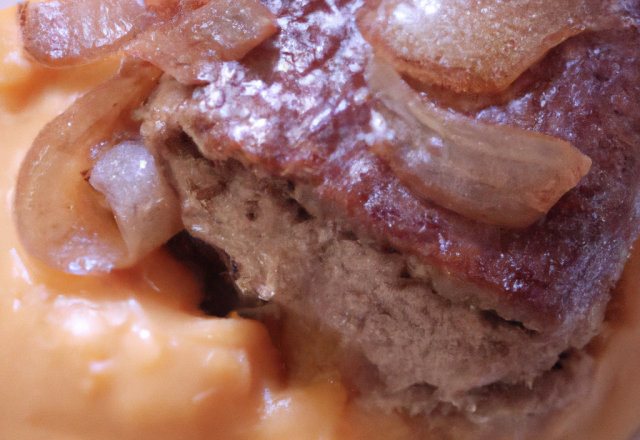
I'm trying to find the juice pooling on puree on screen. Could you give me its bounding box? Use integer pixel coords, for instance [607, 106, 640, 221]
[2, 4, 640, 440]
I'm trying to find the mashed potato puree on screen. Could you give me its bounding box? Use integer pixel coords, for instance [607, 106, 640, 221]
[0, 4, 640, 440]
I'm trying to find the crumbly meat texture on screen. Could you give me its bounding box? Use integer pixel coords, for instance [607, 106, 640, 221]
[139, 0, 640, 419]
[169, 0, 640, 337]
[147, 127, 594, 420]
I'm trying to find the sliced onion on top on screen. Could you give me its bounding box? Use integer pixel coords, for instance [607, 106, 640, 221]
[365, 60, 592, 228]
[20, 0, 277, 82]
[89, 140, 183, 260]
[19, 0, 151, 67]
[14, 59, 173, 274]
[126, 0, 278, 84]
[357, 0, 619, 94]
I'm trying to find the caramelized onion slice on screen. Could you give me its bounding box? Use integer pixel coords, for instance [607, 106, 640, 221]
[14, 60, 164, 274]
[89, 140, 183, 260]
[20, 0, 150, 67]
[358, 0, 619, 93]
[126, 0, 278, 84]
[365, 60, 592, 228]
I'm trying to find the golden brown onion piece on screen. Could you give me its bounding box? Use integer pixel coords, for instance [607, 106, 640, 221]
[14, 60, 172, 274]
[365, 60, 592, 228]
[19, 0, 149, 67]
[126, 0, 278, 84]
[358, 0, 618, 94]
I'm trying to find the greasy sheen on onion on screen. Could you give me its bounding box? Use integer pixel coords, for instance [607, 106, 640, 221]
[126, 0, 278, 84]
[13, 59, 181, 275]
[365, 60, 592, 228]
[19, 0, 277, 78]
[357, 0, 619, 94]
[19, 0, 150, 67]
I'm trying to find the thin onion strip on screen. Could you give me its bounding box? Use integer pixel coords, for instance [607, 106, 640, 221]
[365, 59, 592, 228]
[14, 59, 170, 274]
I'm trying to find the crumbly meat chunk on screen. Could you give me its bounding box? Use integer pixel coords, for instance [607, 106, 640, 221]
[139, 0, 640, 420]
[147, 128, 593, 419]
[173, 0, 640, 339]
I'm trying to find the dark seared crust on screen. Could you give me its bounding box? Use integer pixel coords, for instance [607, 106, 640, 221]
[139, 0, 640, 422]
[171, 0, 640, 335]
[144, 121, 593, 419]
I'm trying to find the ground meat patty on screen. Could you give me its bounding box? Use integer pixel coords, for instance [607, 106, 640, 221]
[172, 0, 640, 335]
[152, 138, 594, 421]
[139, 0, 640, 422]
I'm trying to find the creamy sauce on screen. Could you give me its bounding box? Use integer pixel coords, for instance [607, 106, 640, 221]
[0, 6, 410, 439]
[1, 5, 639, 439]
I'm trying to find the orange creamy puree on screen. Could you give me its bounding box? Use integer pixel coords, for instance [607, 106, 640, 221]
[1, 5, 640, 440]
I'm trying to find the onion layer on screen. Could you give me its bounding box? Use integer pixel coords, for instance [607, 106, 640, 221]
[14, 59, 170, 274]
[20, 0, 278, 84]
[357, 0, 619, 93]
[365, 60, 592, 228]
[126, 0, 278, 84]
[19, 0, 149, 67]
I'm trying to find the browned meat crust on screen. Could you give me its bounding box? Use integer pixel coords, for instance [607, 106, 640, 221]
[139, 0, 640, 422]
[147, 126, 594, 419]
[170, 0, 640, 338]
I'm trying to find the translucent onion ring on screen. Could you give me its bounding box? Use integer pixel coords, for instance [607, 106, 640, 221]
[365, 59, 592, 228]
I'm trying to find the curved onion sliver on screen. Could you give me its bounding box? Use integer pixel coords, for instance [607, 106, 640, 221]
[14, 60, 166, 274]
[126, 0, 278, 84]
[357, 0, 619, 93]
[365, 60, 592, 228]
[19, 0, 150, 67]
